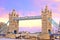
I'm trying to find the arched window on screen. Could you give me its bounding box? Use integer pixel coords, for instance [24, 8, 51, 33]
[48, 29, 51, 34]
[14, 30, 17, 34]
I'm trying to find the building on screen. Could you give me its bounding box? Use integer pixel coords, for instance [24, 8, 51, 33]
[42, 5, 52, 33]
[15, 32, 39, 40]
[0, 22, 8, 34]
[39, 5, 52, 39]
[9, 9, 19, 34]
[0, 22, 5, 28]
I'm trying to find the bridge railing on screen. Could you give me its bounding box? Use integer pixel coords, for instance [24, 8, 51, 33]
[13, 16, 42, 20]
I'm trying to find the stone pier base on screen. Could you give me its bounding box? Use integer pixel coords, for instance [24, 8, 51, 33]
[39, 33, 50, 40]
[5, 34, 16, 39]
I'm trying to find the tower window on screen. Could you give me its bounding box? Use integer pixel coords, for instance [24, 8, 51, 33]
[48, 29, 50, 32]
[14, 14, 15, 16]
[48, 29, 51, 34]
[14, 30, 17, 34]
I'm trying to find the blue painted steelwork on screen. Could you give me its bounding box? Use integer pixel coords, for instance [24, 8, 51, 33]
[48, 18, 60, 38]
[0, 21, 9, 33]
[48, 18, 59, 28]
[13, 16, 42, 20]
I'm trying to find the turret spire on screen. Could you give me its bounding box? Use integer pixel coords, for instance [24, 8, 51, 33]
[12, 9, 16, 14]
[45, 5, 48, 11]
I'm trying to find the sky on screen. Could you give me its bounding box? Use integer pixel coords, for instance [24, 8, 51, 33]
[0, 0, 60, 33]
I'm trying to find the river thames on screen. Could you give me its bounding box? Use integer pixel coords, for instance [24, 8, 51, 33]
[0, 38, 59, 40]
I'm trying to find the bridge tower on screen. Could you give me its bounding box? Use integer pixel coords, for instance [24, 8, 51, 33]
[42, 5, 52, 33]
[40, 6, 52, 39]
[9, 9, 19, 34]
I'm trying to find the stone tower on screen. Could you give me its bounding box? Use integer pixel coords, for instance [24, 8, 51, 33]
[41, 5, 52, 34]
[9, 9, 19, 34]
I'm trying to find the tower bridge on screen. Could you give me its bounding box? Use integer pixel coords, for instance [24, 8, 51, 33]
[0, 6, 60, 39]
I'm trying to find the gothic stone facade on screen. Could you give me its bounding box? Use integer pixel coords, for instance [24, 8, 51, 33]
[39, 6, 52, 39]
[9, 9, 19, 34]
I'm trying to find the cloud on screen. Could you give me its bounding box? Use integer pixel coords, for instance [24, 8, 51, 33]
[27, 11, 41, 16]
[32, 0, 52, 6]
[0, 18, 8, 23]
[0, 7, 9, 17]
[19, 19, 41, 28]
[56, 5, 60, 12]
[53, 0, 60, 2]
[17, 11, 23, 17]
[52, 12, 60, 24]
[0, 7, 9, 23]
[19, 27, 41, 33]
[17, 11, 41, 17]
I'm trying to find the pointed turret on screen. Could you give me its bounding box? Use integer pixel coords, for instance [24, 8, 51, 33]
[45, 5, 48, 11]
[12, 9, 16, 15]
[45, 5, 48, 9]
